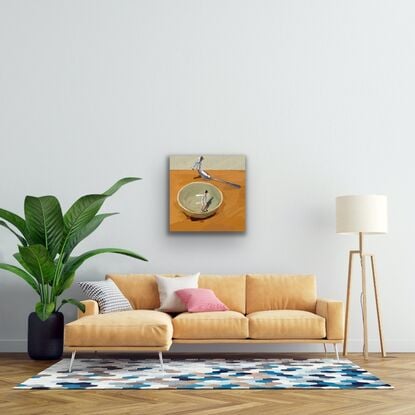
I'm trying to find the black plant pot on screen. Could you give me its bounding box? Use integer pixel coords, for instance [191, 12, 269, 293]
[27, 311, 64, 360]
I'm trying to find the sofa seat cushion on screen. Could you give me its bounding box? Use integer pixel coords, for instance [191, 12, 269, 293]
[248, 310, 326, 339]
[64, 310, 173, 347]
[173, 311, 248, 339]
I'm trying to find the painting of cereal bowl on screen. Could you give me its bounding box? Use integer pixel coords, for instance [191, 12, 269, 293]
[170, 155, 246, 232]
[177, 182, 223, 219]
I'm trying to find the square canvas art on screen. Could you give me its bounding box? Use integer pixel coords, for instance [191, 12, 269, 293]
[169, 155, 246, 232]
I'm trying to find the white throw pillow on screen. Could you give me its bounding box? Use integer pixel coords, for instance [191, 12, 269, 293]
[155, 273, 200, 312]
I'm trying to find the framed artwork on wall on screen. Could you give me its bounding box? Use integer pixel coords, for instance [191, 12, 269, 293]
[169, 155, 246, 232]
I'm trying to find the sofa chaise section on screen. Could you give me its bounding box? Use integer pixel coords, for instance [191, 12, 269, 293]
[65, 309, 173, 350]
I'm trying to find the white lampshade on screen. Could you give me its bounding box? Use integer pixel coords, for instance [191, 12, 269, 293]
[336, 195, 388, 234]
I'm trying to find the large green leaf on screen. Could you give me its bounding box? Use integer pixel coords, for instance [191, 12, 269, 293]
[35, 301, 55, 321]
[63, 194, 107, 241]
[13, 252, 34, 275]
[0, 220, 27, 245]
[0, 263, 40, 293]
[24, 196, 64, 258]
[103, 177, 140, 197]
[57, 298, 86, 313]
[19, 245, 56, 284]
[63, 213, 118, 258]
[53, 272, 75, 296]
[0, 208, 29, 241]
[61, 177, 140, 255]
[63, 248, 147, 277]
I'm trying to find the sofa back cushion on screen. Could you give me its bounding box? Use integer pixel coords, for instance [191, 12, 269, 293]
[246, 274, 317, 314]
[106, 274, 246, 314]
[199, 275, 246, 314]
[106, 274, 162, 310]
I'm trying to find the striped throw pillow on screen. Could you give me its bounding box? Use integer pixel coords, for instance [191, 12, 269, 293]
[78, 280, 133, 314]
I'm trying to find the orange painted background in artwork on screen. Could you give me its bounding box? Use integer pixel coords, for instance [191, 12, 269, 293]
[169, 170, 246, 232]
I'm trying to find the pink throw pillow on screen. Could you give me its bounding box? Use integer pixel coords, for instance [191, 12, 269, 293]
[175, 288, 229, 312]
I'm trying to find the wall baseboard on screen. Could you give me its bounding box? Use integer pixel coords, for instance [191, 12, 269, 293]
[1, 339, 414, 353]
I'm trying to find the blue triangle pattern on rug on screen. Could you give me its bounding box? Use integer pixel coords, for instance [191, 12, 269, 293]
[15, 358, 393, 390]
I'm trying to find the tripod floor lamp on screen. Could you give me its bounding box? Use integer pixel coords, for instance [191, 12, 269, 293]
[336, 195, 387, 360]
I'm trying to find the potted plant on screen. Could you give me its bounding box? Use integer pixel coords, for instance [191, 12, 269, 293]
[0, 177, 147, 359]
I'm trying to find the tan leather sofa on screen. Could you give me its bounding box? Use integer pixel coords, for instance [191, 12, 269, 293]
[64, 274, 344, 371]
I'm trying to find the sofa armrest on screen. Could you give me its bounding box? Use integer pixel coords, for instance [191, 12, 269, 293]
[77, 300, 99, 319]
[316, 298, 344, 340]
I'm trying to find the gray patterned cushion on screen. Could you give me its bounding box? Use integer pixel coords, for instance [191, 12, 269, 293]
[78, 280, 133, 314]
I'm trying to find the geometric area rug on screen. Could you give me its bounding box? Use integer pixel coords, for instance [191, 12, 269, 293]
[15, 358, 393, 390]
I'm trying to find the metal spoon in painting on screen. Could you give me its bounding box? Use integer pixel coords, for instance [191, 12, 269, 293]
[192, 156, 241, 189]
[201, 190, 214, 212]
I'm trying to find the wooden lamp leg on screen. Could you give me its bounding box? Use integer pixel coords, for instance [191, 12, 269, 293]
[370, 255, 386, 357]
[343, 251, 354, 357]
[361, 253, 369, 360]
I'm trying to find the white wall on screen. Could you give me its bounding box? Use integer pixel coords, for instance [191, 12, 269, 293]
[0, 0, 414, 353]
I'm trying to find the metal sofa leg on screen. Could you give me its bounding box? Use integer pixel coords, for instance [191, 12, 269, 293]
[333, 343, 339, 361]
[158, 351, 164, 371]
[323, 343, 327, 357]
[68, 351, 76, 373]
